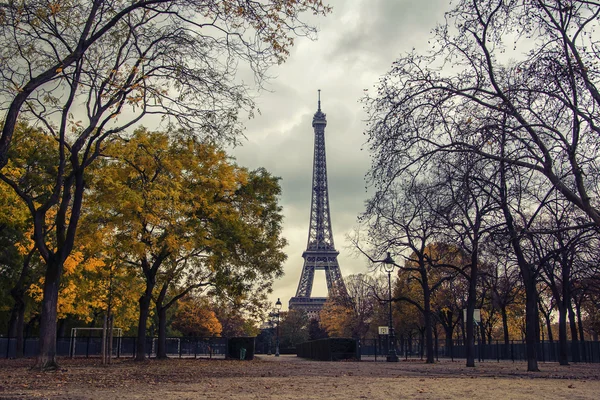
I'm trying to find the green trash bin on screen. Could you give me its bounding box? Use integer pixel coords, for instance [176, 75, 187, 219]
[240, 347, 246, 360]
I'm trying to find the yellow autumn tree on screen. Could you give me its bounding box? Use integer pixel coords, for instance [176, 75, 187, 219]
[87, 128, 286, 359]
[0, 133, 36, 357]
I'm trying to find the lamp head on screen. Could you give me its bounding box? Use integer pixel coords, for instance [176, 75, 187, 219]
[383, 251, 395, 273]
[275, 298, 282, 310]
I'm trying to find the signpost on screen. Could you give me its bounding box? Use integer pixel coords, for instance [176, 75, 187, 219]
[378, 326, 389, 335]
[463, 308, 481, 324]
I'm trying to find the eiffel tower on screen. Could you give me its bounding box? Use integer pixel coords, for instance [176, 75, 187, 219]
[289, 91, 348, 319]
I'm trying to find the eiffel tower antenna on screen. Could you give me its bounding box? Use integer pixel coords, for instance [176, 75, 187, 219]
[318, 89, 321, 111]
[289, 91, 349, 319]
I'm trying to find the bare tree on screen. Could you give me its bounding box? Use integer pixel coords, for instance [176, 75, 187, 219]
[430, 152, 503, 367]
[359, 179, 462, 363]
[363, 0, 600, 371]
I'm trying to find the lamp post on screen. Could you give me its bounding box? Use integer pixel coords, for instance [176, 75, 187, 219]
[267, 317, 273, 355]
[275, 298, 282, 357]
[383, 252, 399, 362]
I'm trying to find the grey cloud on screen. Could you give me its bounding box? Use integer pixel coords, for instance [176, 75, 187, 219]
[330, 0, 449, 70]
[230, 0, 451, 310]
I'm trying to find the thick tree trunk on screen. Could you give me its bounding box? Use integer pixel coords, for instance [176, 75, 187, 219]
[501, 306, 510, 357]
[465, 303, 476, 367]
[575, 302, 586, 362]
[523, 278, 540, 371]
[568, 302, 580, 362]
[558, 304, 569, 365]
[423, 282, 434, 363]
[545, 313, 554, 343]
[136, 292, 153, 361]
[576, 301, 585, 343]
[36, 257, 62, 370]
[444, 323, 453, 356]
[480, 322, 486, 346]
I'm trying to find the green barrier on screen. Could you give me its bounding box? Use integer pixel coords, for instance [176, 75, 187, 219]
[240, 347, 246, 360]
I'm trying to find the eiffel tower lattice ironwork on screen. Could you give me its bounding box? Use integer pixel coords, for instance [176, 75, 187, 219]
[289, 91, 348, 318]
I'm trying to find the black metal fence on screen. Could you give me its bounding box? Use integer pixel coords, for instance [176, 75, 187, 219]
[0, 336, 228, 359]
[359, 337, 600, 363]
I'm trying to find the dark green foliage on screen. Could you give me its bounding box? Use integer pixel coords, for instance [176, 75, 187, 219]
[228, 337, 256, 360]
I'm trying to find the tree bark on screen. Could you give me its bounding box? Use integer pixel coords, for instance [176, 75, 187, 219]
[523, 278, 540, 371]
[422, 273, 434, 363]
[501, 305, 510, 357]
[557, 303, 569, 365]
[575, 300, 585, 343]
[136, 290, 153, 361]
[568, 302, 580, 362]
[36, 256, 62, 370]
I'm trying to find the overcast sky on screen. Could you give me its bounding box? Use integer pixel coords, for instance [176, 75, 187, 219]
[230, 0, 451, 310]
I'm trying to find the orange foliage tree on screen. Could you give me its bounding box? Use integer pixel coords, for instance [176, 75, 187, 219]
[172, 296, 222, 337]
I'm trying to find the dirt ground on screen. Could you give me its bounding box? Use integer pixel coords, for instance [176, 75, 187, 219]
[1, 355, 600, 399]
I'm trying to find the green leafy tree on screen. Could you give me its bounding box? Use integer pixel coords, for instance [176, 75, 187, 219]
[278, 310, 309, 349]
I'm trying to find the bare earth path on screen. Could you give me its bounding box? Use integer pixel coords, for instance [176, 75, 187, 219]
[1, 355, 600, 399]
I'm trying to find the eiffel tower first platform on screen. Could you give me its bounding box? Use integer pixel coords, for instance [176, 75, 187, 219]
[289, 91, 348, 319]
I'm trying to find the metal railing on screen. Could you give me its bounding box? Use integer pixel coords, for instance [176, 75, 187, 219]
[358, 337, 600, 363]
[1, 336, 228, 359]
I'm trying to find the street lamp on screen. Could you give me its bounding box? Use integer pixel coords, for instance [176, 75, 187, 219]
[382, 252, 399, 362]
[275, 298, 282, 357]
[267, 317, 273, 355]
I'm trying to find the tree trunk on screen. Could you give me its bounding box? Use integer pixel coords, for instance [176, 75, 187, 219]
[36, 257, 62, 370]
[101, 314, 107, 365]
[557, 303, 569, 365]
[576, 301, 585, 343]
[501, 305, 510, 357]
[107, 314, 114, 364]
[545, 313, 554, 343]
[523, 278, 540, 371]
[480, 322, 486, 346]
[422, 281, 434, 363]
[444, 323, 453, 356]
[568, 302, 580, 362]
[499, 130, 538, 371]
[136, 292, 153, 361]
[466, 303, 475, 367]
[575, 301, 586, 362]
